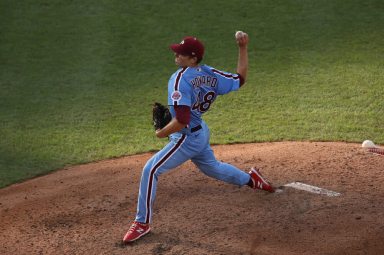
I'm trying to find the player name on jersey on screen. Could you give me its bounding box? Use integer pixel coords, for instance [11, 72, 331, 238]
[190, 75, 218, 89]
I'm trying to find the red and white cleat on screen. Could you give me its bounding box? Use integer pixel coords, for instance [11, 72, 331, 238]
[249, 167, 275, 193]
[123, 221, 151, 243]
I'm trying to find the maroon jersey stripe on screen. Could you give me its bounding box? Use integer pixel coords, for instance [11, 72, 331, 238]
[174, 67, 188, 91]
[145, 134, 186, 223]
[211, 69, 239, 79]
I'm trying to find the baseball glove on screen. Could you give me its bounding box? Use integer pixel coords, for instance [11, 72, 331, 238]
[152, 102, 172, 130]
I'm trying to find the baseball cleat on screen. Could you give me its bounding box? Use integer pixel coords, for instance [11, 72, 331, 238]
[123, 221, 151, 243]
[249, 167, 275, 193]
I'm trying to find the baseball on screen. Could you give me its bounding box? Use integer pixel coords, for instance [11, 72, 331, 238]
[362, 140, 376, 148]
[235, 31, 244, 39]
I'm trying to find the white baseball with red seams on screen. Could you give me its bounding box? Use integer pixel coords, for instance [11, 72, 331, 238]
[362, 140, 376, 148]
[235, 31, 244, 39]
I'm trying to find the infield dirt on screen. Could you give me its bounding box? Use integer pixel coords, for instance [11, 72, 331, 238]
[1, 142, 383, 255]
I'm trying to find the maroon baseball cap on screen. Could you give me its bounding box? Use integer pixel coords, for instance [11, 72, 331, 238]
[170, 36, 205, 61]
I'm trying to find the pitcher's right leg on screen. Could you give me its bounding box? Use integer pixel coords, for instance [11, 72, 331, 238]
[123, 134, 188, 243]
[136, 134, 187, 224]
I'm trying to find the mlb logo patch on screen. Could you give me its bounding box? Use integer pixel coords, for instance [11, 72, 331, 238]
[171, 91, 182, 101]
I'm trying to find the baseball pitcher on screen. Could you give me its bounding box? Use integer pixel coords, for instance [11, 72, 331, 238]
[123, 32, 275, 243]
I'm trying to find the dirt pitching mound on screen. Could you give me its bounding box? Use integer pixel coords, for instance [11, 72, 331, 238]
[1, 142, 383, 255]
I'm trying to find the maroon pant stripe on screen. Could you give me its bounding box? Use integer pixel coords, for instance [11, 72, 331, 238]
[145, 134, 186, 223]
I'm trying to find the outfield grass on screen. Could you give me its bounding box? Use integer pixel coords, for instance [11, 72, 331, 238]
[1, 0, 383, 187]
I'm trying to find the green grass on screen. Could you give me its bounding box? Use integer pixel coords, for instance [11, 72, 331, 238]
[1, 0, 383, 187]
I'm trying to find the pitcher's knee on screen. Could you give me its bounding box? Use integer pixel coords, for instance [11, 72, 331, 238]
[142, 162, 166, 181]
[142, 162, 153, 177]
[197, 161, 222, 176]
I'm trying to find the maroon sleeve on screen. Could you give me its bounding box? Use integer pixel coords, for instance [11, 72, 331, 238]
[237, 73, 245, 87]
[174, 105, 191, 125]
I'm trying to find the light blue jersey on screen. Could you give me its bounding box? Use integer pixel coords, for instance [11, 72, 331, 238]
[134, 65, 249, 224]
[168, 65, 241, 130]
